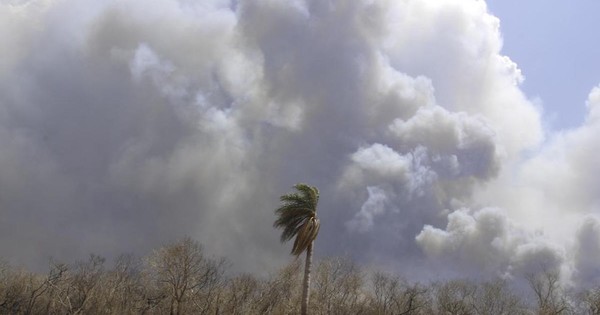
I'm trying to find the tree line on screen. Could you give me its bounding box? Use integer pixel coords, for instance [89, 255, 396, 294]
[1, 237, 600, 314]
[2, 183, 600, 314]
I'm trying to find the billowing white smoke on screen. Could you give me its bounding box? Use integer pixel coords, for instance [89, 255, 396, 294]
[0, 0, 598, 286]
[416, 208, 565, 279]
[416, 85, 600, 284]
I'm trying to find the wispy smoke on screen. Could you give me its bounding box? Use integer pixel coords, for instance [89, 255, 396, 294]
[1, 0, 599, 287]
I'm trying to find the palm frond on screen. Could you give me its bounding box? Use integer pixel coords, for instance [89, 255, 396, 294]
[280, 193, 311, 207]
[277, 216, 306, 242]
[294, 184, 319, 210]
[274, 205, 313, 219]
[291, 217, 320, 256]
[273, 183, 321, 255]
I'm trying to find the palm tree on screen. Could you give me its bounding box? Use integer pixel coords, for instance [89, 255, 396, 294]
[274, 183, 321, 315]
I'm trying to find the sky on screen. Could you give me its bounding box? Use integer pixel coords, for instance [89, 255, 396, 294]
[487, 0, 600, 130]
[1, 0, 599, 289]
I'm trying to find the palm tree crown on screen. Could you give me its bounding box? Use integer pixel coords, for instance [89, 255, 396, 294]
[274, 183, 321, 256]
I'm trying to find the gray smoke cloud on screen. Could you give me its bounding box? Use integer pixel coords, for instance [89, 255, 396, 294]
[0, 0, 599, 286]
[416, 207, 565, 279]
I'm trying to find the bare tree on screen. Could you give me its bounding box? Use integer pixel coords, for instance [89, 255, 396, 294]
[369, 271, 429, 315]
[576, 287, 600, 315]
[144, 237, 226, 315]
[371, 271, 401, 314]
[223, 273, 262, 314]
[526, 268, 570, 315]
[95, 254, 145, 314]
[433, 279, 477, 315]
[312, 257, 365, 315]
[257, 260, 302, 314]
[47, 255, 105, 314]
[21, 261, 68, 315]
[396, 282, 429, 315]
[0, 261, 27, 314]
[471, 279, 527, 315]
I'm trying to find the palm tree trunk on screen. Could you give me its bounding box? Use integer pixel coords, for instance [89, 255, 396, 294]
[301, 241, 313, 315]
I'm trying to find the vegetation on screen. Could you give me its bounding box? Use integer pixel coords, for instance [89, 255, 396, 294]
[2, 237, 600, 314]
[274, 183, 321, 315]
